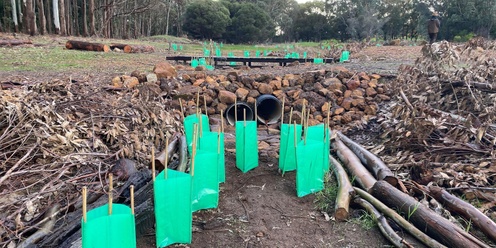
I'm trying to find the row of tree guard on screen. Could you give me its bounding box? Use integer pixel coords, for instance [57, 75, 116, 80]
[80, 95, 331, 247]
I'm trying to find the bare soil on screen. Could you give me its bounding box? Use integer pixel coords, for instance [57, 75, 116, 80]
[1, 40, 423, 248]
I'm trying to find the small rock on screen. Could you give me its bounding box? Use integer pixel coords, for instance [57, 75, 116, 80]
[235, 88, 250, 101]
[258, 83, 273, 94]
[112, 76, 123, 87]
[124, 76, 139, 89]
[195, 65, 207, 71]
[146, 73, 158, 84]
[366, 87, 378, 97]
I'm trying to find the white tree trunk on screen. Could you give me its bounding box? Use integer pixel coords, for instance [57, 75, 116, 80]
[11, 0, 19, 31]
[53, 0, 60, 33]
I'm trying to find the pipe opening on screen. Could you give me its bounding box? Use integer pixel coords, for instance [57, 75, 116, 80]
[256, 95, 282, 125]
[225, 102, 254, 126]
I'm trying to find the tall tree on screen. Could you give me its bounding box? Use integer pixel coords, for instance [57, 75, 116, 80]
[183, 0, 231, 39]
[88, 0, 95, 35]
[26, 0, 35, 35]
[82, 0, 87, 36]
[58, 0, 66, 35]
[37, 0, 46, 34]
[11, 0, 19, 32]
[224, 2, 274, 43]
[53, 0, 60, 33]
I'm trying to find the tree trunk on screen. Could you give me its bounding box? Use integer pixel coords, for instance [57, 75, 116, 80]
[329, 155, 354, 221]
[82, 0, 87, 36]
[37, 0, 46, 34]
[109, 43, 155, 53]
[88, 0, 95, 36]
[22, 0, 28, 33]
[72, 0, 78, 36]
[165, 0, 171, 36]
[52, 0, 59, 34]
[26, 0, 35, 35]
[65, 40, 110, 52]
[0, 39, 33, 46]
[58, 0, 66, 35]
[371, 181, 490, 248]
[428, 185, 496, 241]
[65, 0, 71, 35]
[11, 0, 19, 32]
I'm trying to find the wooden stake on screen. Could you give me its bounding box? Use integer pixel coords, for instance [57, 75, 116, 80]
[179, 99, 184, 119]
[196, 90, 200, 116]
[151, 147, 156, 182]
[293, 121, 298, 148]
[82, 186, 87, 223]
[108, 173, 113, 215]
[254, 99, 258, 122]
[326, 101, 330, 127]
[234, 98, 238, 123]
[199, 111, 203, 138]
[220, 109, 224, 133]
[301, 100, 306, 126]
[130, 185, 135, 215]
[204, 95, 208, 118]
[244, 108, 246, 127]
[164, 137, 169, 179]
[289, 107, 293, 126]
[191, 124, 197, 177]
[304, 108, 310, 145]
[281, 96, 285, 124]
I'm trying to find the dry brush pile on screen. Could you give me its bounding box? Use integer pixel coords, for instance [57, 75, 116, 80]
[0, 79, 181, 246]
[370, 37, 496, 222]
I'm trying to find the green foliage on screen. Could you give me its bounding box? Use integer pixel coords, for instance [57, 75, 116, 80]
[453, 32, 476, 42]
[314, 173, 338, 213]
[223, 2, 275, 43]
[183, 0, 231, 39]
[349, 210, 377, 230]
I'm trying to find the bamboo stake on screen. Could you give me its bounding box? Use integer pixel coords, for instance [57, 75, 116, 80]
[326, 101, 330, 127]
[164, 137, 169, 179]
[304, 107, 309, 145]
[130, 185, 135, 215]
[301, 100, 306, 126]
[191, 124, 197, 177]
[243, 108, 246, 127]
[151, 147, 156, 182]
[281, 96, 285, 124]
[204, 95, 208, 118]
[179, 99, 184, 119]
[196, 90, 200, 116]
[293, 121, 298, 172]
[218, 129, 221, 154]
[254, 99, 258, 122]
[82, 186, 87, 223]
[234, 98, 238, 123]
[220, 109, 224, 133]
[108, 173, 113, 215]
[199, 107, 203, 138]
[289, 107, 293, 126]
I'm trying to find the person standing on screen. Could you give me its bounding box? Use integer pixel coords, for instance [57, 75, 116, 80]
[427, 12, 441, 44]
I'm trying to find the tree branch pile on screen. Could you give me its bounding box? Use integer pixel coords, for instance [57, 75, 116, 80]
[329, 132, 495, 247]
[0, 79, 182, 246]
[373, 37, 496, 190]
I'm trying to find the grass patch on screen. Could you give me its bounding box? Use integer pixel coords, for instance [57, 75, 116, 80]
[314, 173, 338, 213]
[349, 211, 377, 230]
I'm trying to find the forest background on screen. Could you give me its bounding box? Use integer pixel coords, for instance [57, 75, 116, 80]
[0, 0, 495, 44]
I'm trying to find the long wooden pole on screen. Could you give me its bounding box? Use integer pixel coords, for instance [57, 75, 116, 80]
[281, 96, 285, 124]
[108, 173, 113, 215]
[151, 147, 156, 182]
[234, 98, 237, 123]
[130, 185, 135, 215]
[82, 186, 87, 222]
[164, 137, 169, 179]
[179, 99, 184, 119]
[191, 124, 197, 177]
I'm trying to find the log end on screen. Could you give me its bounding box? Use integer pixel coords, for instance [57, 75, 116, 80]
[334, 208, 349, 221]
[103, 45, 111, 53]
[123, 45, 132, 53]
[65, 41, 73, 50]
[383, 176, 398, 187]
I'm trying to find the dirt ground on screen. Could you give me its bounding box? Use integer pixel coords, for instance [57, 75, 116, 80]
[1, 42, 423, 247]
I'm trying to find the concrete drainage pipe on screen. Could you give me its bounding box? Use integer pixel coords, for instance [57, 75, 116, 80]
[225, 102, 255, 126]
[256, 94, 282, 125]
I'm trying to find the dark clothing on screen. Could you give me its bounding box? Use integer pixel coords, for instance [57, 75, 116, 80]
[427, 16, 440, 44]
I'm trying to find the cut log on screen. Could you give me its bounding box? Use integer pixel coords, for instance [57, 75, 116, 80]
[354, 187, 446, 248]
[65, 40, 110, 52]
[110, 43, 155, 53]
[329, 155, 354, 221]
[336, 132, 397, 186]
[177, 135, 188, 172]
[354, 198, 412, 248]
[333, 137, 377, 191]
[0, 39, 33, 47]
[371, 181, 490, 248]
[428, 185, 496, 241]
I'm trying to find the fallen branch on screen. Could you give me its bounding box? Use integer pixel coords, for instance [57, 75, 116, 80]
[354, 186, 446, 248]
[177, 135, 188, 172]
[428, 185, 496, 241]
[333, 137, 376, 191]
[329, 155, 354, 221]
[336, 132, 397, 186]
[354, 197, 412, 248]
[0, 39, 33, 47]
[443, 81, 496, 94]
[17, 204, 60, 248]
[371, 181, 490, 248]
[65, 40, 110, 52]
[0, 144, 37, 185]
